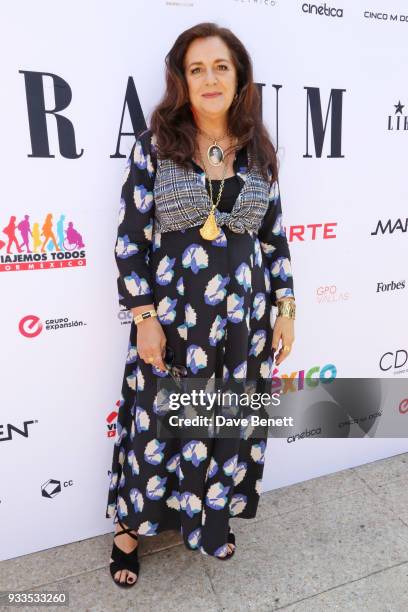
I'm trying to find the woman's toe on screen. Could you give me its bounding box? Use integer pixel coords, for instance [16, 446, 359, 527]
[120, 570, 128, 583]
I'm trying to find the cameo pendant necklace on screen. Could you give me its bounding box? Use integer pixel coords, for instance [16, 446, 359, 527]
[197, 131, 236, 240]
[198, 127, 230, 167]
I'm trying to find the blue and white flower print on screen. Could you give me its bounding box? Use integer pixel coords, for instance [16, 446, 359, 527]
[206, 482, 230, 510]
[126, 366, 145, 392]
[211, 229, 227, 247]
[116, 235, 138, 259]
[117, 495, 128, 519]
[271, 256, 293, 282]
[157, 296, 177, 324]
[138, 521, 159, 536]
[115, 421, 128, 446]
[206, 457, 218, 480]
[180, 492, 202, 518]
[209, 315, 227, 346]
[176, 276, 184, 295]
[250, 441, 266, 464]
[260, 241, 276, 257]
[166, 453, 180, 473]
[223, 454, 238, 476]
[186, 345, 208, 374]
[129, 488, 144, 513]
[235, 262, 251, 292]
[276, 287, 294, 301]
[233, 360, 247, 380]
[156, 255, 176, 285]
[109, 472, 118, 491]
[233, 462, 247, 486]
[204, 274, 230, 305]
[264, 267, 271, 292]
[251, 293, 266, 321]
[135, 406, 150, 433]
[166, 490, 181, 511]
[152, 229, 161, 252]
[249, 329, 267, 357]
[146, 475, 167, 500]
[227, 293, 245, 323]
[122, 157, 131, 185]
[187, 528, 201, 549]
[153, 390, 173, 415]
[260, 356, 274, 379]
[126, 343, 138, 364]
[182, 440, 208, 467]
[118, 197, 126, 225]
[229, 494, 247, 516]
[185, 303, 197, 328]
[134, 184, 154, 213]
[144, 439, 166, 465]
[272, 213, 286, 237]
[133, 139, 148, 168]
[127, 450, 139, 475]
[124, 271, 151, 297]
[182, 244, 208, 274]
[269, 179, 279, 202]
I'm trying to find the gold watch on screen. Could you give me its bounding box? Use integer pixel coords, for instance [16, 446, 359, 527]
[133, 309, 158, 325]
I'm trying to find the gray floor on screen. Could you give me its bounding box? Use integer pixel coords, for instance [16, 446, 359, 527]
[1, 453, 408, 611]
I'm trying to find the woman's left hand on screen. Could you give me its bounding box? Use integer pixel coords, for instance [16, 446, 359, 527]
[272, 313, 295, 366]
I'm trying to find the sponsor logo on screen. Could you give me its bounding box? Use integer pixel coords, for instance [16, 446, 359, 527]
[364, 12, 408, 23]
[0, 213, 86, 271]
[371, 218, 408, 235]
[41, 478, 74, 498]
[18, 314, 86, 337]
[302, 3, 343, 17]
[379, 349, 408, 375]
[0, 420, 38, 442]
[232, 0, 277, 6]
[316, 285, 350, 303]
[118, 308, 133, 326]
[106, 403, 120, 438]
[399, 399, 408, 414]
[376, 280, 405, 292]
[387, 100, 407, 131]
[272, 363, 337, 394]
[288, 222, 337, 242]
[287, 427, 322, 443]
[19, 315, 43, 338]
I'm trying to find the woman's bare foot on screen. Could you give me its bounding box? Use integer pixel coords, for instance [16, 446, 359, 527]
[219, 527, 236, 558]
[220, 542, 235, 557]
[112, 520, 139, 585]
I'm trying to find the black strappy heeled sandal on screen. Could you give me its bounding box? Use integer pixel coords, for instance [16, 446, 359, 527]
[219, 526, 236, 561]
[109, 518, 140, 588]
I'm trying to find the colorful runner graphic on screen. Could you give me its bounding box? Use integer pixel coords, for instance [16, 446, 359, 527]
[0, 213, 86, 271]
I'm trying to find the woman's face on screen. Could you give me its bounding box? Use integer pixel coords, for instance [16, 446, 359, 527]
[184, 36, 237, 122]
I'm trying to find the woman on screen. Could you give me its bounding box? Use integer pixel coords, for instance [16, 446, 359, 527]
[106, 22, 296, 587]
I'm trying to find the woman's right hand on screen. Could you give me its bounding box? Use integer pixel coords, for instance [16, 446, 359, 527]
[135, 317, 167, 371]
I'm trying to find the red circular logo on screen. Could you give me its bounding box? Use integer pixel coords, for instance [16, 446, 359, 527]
[19, 315, 43, 338]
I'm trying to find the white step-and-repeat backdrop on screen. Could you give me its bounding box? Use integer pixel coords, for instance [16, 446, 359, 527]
[2, 1, 408, 560]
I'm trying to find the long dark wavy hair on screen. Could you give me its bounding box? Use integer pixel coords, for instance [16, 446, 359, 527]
[148, 22, 279, 184]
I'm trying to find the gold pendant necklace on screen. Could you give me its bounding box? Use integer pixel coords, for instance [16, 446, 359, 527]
[198, 152, 228, 241]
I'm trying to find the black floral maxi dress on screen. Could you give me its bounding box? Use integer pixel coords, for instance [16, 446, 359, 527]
[106, 129, 295, 558]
